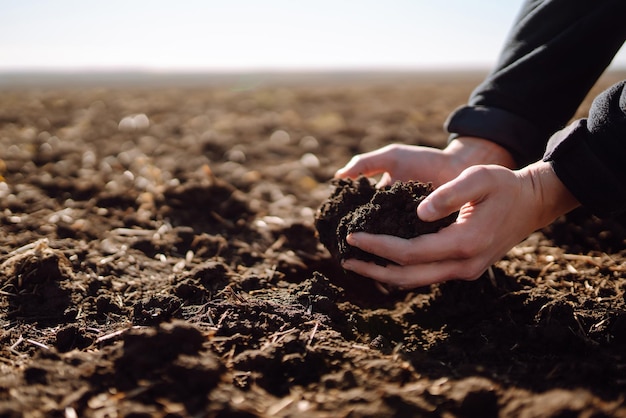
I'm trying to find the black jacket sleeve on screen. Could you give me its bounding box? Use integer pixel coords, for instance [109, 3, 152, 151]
[543, 81, 626, 217]
[444, 0, 626, 168]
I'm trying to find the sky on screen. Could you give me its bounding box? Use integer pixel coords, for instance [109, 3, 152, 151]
[1, 0, 625, 72]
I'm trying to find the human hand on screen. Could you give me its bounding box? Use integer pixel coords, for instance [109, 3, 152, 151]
[340, 161, 580, 288]
[334, 137, 516, 187]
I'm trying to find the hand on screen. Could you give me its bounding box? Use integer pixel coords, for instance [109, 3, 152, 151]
[335, 137, 517, 187]
[341, 161, 580, 288]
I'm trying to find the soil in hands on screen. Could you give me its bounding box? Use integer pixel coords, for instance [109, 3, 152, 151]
[315, 175, 456, 266]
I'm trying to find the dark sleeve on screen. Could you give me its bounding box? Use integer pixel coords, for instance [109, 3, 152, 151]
[444, 0, 626, 167]
[543, 80, 626, 218]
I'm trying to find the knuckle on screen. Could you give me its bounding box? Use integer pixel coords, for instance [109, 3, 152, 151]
[465, 164, 490, 177]
[389, 268, 420, 288]
[453, 229, 492, 259]
[458, 260, 489, 281]
[393, 248, 414, 266]
[384, 144, 405, 159]
[394, 255, 411, 267]
[348, 154, 363, 166]
[451, 237, 479, 259]
[454, 246, 473, 260]
[383, 143, 401, 152]
[462, 164, 495, 183]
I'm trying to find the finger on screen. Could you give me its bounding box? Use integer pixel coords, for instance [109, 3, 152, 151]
[334, 148, 397, 179]
[376, 172, 392, 188]
[348, 226, 480, 266]
[417, 165, 493, 222]
[347, 232, 411, 263]
[341, 257, 485, 288]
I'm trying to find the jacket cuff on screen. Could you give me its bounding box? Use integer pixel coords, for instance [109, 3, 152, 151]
[445, 105, 545, 167]
[543, 119, 626, 218]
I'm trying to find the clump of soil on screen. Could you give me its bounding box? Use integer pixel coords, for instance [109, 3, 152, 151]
[314, 176, 377, 260]
[113, 321, 223, 403]
[315, 176, 456, 265]
[0, 239, 79, 323]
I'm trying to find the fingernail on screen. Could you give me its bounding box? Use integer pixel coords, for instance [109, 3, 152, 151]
[418, 198, 435, 219]
[346, 233, 357, 245]
[341, 259, 353, 270]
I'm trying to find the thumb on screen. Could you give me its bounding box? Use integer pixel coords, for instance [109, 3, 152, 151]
[417, 194, 455, 222]
[417, 166, 491, 221]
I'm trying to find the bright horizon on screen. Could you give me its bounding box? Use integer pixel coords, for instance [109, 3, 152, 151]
[1, 0, 625, 73]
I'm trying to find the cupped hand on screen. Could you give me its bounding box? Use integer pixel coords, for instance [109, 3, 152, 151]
[341, 161, 580, 288]
[334, 137, 517, 187]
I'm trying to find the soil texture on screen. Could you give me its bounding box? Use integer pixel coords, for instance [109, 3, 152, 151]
[1, 71, 626, 417]
[315, 176, 456, 266]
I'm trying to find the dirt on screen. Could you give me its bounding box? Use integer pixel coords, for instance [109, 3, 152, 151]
[1, 71, 626, 417]
[315, 176, 456, 266]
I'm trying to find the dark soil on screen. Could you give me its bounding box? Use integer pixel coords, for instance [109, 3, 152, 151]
[315, 176, 456, 266]
[1, 71, 626, 417]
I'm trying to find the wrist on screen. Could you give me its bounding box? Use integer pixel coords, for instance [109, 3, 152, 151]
[522, 160, 580, 227]
[444, 137, 517, 175]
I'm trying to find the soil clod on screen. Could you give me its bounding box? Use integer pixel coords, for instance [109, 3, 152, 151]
[315, 176, 456, 265]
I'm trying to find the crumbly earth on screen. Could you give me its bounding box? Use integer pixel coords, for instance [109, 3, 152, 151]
[1, 71, 626, 417]
[315, 176, 457, 266]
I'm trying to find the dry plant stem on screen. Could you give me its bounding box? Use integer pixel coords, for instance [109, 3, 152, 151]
[307, 321, 320, 348]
